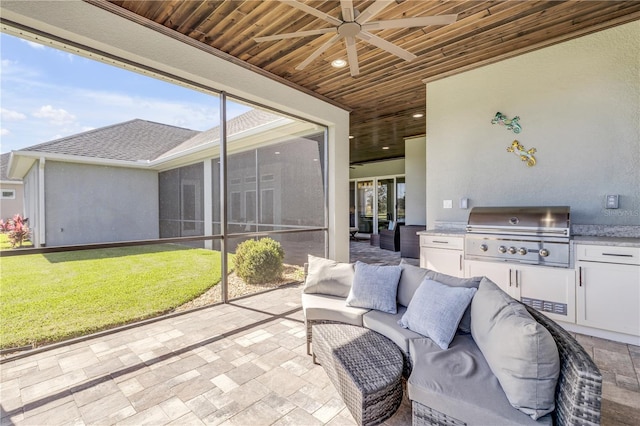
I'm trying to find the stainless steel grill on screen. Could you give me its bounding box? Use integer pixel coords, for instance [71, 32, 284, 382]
[465, 206, 571, 267]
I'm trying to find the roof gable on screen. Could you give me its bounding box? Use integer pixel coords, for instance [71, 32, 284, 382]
[22, 119, 199, 162]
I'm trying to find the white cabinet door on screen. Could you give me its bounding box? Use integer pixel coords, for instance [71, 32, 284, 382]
[517, 265, 576, 324]
[421, 248, 464, 277]
[465, 260, 576, 323]
[576, 261, 640, 336]
[464, 260, 510, 293]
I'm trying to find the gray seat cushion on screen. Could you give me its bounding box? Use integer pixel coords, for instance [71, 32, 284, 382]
[407, 335, 552, 426]
[301, 293, 369, 325]
[362, 306, 423, 354]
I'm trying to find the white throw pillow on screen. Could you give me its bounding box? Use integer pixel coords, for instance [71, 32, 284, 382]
[302, 255, 354, 298]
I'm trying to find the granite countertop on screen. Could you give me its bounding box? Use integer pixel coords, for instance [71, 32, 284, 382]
[418, 229, 466, 237]
[572, 236, 640, 248]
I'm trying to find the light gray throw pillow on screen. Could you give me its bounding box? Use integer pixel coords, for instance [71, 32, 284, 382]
[398, 278, 477, 349]
[397, 260, 431, 307]
[346, 261, 401, 314]
[471, 277, 560, 420]
[397, 260, 481, 334]
[303, 255, 354, 298]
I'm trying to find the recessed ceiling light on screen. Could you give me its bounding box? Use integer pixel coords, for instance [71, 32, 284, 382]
[331, 59, 347, 68]
[348, 135, 354, 139]
[382, 146, 389, 150]
[412, 112, 424, 118]
[275, 151, 280, 155]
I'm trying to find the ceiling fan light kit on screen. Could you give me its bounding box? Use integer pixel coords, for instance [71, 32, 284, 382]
[254, 0, 458, 77]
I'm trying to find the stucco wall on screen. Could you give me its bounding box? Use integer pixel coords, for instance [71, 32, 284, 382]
[45, 161, 159, 246]
[23, 164, 40, 246]
[404, 136, 426, 226]
[0, 182, 24, 219]
[425, 22, 640, 229]
[349, 159, 405, 179]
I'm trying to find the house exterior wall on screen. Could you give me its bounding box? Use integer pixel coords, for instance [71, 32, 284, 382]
[44, 161, 159, 246]
[425, 21, 640, 228]
[22, 163, 40, 246]
[0, 182, 24, 220]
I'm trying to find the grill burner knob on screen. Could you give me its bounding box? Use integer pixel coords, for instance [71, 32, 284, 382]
[498, 246, 507, 253]
[507, 247, 517, 254]
[518, 247, 528, 255]
[539, 248, 550, 257]
[480, 244, 488, 252]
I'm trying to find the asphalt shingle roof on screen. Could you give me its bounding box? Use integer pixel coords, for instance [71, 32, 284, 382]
[159, 109, 284, 159]
[0, 153, 20, 182]
[18, 110, 286, 163]
[22, 119, 199, 162]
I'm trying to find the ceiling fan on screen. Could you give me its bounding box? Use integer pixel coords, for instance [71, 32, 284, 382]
[254, 0, 458, 76]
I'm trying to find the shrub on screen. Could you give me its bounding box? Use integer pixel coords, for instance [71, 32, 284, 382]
[5, 214, 31, 248]
[234, 237, 285, 284]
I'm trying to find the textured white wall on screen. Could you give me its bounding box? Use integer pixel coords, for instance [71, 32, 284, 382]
[405, 136, 426, 225]
[426, 22, 640, 229]
[349, 159, 405, 179]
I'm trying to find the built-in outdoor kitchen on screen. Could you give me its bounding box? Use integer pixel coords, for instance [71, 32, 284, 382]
[419, 206, 640, 346]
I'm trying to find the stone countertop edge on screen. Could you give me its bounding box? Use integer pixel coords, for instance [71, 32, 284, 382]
[572, 236, 640, 248]
[418, 230, 466, 237]
[417, 231, 640, 247]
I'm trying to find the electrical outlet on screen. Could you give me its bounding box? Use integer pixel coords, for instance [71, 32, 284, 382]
[443, 200, 453, 209]
[606, 195, 619, 209]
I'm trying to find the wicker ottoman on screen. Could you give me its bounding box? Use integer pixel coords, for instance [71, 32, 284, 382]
[312, 324, 404, 426]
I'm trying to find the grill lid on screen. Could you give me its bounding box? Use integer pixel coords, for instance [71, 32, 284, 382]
[466, 206, 570, 237]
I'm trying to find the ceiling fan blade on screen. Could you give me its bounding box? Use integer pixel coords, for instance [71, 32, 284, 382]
[345, 36, 359, 76]
[362, 14, 459, 30]
[357, 31, 416, 62]
[340, 0, 354, 22]
[255, 28, 336, 43]
[296, 33, 343, 71]
[355, 0, 394, 25]
[279, 0, 343, 26]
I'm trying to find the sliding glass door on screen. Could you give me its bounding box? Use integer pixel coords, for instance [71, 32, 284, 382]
[350, 175, 405, 235]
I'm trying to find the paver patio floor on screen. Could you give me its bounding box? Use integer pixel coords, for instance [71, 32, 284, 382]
[1, 241, 638, 425]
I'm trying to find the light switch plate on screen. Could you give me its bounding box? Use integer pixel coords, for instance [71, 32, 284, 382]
[459, 198, 468, 209]
[606, 195, 619, 209]
[443, 200, 453, 209]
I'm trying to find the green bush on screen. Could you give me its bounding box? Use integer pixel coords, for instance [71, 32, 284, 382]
[234, 238, 285, 284]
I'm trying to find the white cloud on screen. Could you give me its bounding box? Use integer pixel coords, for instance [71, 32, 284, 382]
[1, 108, 27, 121]
[1, 128, 10, 136]
[20, 39, 45, 50]
[33, 105, 76, 125]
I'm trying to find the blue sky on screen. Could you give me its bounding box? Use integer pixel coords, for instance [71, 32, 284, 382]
[0, 33, 249, 154]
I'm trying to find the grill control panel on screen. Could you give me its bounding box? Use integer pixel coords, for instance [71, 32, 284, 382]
[465, 235, 570, 268]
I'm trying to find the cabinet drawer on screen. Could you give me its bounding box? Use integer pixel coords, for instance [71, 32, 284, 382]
[420, 235, 464, 250]
[575, 244, 640, 265]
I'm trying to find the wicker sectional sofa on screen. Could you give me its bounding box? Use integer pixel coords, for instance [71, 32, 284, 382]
[302, 256, 603, 426]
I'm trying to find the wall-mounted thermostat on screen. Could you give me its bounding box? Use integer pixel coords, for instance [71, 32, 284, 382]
[606, 195, 619, 209]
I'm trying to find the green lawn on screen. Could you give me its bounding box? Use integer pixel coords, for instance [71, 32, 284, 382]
[0, 244, 226, 349]
[0, 233, 32, 250]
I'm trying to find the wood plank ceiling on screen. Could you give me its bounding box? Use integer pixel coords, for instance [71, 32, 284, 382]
[98, 0, 640, 164]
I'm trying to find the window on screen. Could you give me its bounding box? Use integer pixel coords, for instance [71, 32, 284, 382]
[245, 190, 256, 223]
[1, 189, 15, 199]
[231, 192, 241, 222]
[261, 189, 274, 224]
